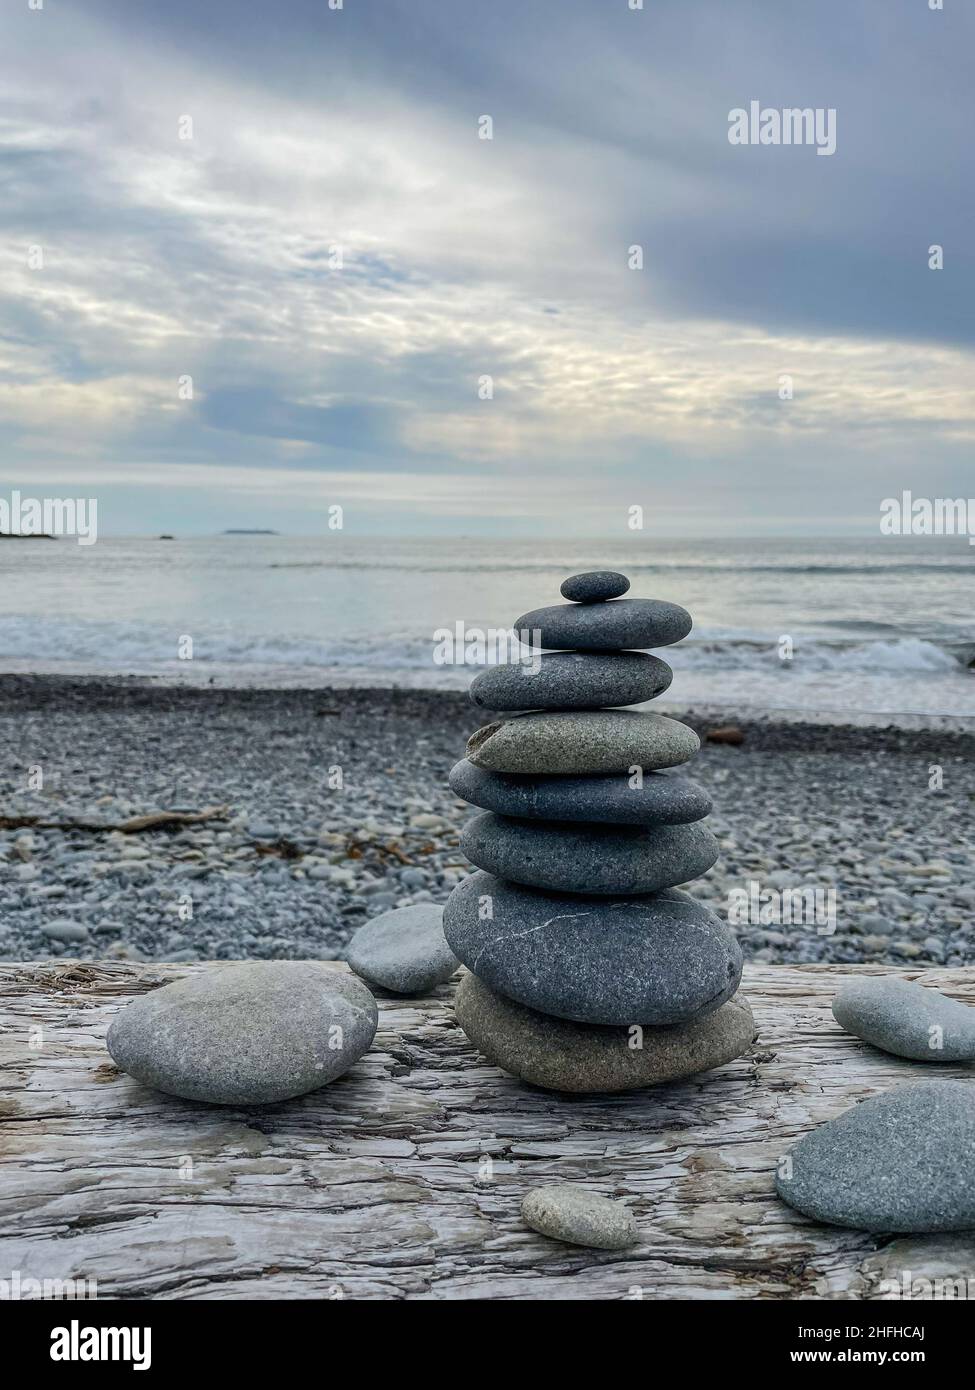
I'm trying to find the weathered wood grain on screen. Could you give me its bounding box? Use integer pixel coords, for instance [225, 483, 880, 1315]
[2, 961, 974, 1301]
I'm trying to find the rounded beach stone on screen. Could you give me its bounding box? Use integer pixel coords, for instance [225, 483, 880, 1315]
[41, 918, 89, 943]
[775, 1082, 975, 1233]
[106, 963, 378, 1104]
[466, 710, 699, 775]
[559, 571, 630, 603]
[831, 976, 975, 1061]
[469, 651, 671, 712]
[514, 598, 692, 651]
[455, 972, 756, 1092]
[448, 760, 712, 826]
[460, 813, 720, 896]
[445, 874, 740, 1024]
[347, 903, 459, 994]
[522, 1185, 638, 1249]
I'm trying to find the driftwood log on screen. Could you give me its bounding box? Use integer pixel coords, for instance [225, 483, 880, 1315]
[0, 806, 229, 834]
[2, 961, 974, 1301]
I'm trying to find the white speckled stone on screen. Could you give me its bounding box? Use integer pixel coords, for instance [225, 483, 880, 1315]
[445, 874, 739, 1025]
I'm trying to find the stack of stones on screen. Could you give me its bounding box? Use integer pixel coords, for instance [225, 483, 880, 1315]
[445, 570, 756, 1093]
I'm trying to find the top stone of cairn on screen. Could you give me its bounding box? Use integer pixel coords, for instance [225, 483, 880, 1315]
[560, 570, 630, 603]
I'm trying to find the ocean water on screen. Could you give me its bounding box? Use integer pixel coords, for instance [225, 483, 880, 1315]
[1, 535, 973, 720]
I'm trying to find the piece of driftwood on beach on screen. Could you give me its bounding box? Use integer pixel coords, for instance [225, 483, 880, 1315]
[2, 961, 974, 1301]
[0, 806, 229, 835]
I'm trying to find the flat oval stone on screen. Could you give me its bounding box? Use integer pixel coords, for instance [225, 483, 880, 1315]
[469, 651, 671, 712]
[106, 963, 378, 1104]
[832, 977, 975, 1061]
[455, 972, 756, 1092]
[775, 1082, 975, 1232]
[467, 710, 699, 774]
[449, 760, 712, 826]
[514, 598, 691, 651]
[347, 904, 459, 995]
[559, 571, 630, 603]
[444, 874, 740, 1024]
[460, 814, 719, 896]
[522, 1185, 638, 1249]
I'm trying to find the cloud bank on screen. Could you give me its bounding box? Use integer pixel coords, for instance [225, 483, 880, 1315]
[2, 0, 972, 534]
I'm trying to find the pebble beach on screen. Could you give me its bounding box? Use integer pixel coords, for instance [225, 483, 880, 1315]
[2, 675, 973, 968]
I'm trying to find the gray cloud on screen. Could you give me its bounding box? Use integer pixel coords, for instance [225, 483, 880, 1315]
[1, 0, 972, 533]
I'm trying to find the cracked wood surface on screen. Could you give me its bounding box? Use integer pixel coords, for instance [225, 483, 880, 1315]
[1, 960, 974, 1301]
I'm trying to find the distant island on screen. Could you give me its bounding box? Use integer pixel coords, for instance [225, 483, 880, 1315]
[223, 529, 279, 535]
[0, 532, 56, 540]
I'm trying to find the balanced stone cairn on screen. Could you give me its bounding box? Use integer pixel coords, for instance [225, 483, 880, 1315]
[445, 570, 756, 1092]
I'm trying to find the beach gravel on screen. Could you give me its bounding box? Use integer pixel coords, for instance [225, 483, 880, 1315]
[2, 679, 974, 969]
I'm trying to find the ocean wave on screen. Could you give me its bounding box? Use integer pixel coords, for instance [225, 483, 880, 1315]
[0, 617, 424, 669]
[269, 559, 975, 577]
[671, 637, 968, 674]
[0, 617, 970, 676]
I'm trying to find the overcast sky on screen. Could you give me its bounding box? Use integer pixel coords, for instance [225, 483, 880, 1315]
[2, 0, 972, 535]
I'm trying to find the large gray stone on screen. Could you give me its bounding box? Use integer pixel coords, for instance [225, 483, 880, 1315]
[460, 814, 719, 896]
[444, 874, 741, 1024]
[521, 1185, 638, 1249]
[455, 972, 756, 1092]
[514, 598, 692, 651]
[466, 710, 699, 775]
[469, 651, 671, 712]
[347, 903, 459, 994]
[559, 571, 630, 603]
[775, 1082, 975, 1233]
[449, 760, 712, 826]
[832, 977, 975, 1061]
[106, 963, 378, 1104]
